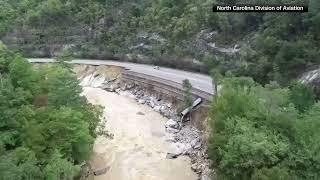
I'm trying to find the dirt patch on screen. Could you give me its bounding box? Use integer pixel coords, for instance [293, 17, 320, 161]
[189, 105, 210, 131]
[73, 64, 123, 80]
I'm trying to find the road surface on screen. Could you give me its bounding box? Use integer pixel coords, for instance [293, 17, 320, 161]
[28, 58, 214, 94]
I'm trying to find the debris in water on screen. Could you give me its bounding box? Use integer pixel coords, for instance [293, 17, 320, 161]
[137, 111, 145, 115]
[166, 153, 179, 159]
[93, 166, 110, 176]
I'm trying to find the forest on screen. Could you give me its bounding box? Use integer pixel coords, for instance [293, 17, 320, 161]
[0, 43, 102, 179]
[0, 0, 320, 179]
[0, 0, 318, 84]
[209, 76, 320, 179]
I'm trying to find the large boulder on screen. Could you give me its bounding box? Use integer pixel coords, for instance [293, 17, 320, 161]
[125, 83, 135, 90]
[148, 97, 157, 108]
[200, 174, 211, 180]
[153, 105, 161, 112]
[166, 153, 179, 159]
[165, 127, 180, 134]
[190, 137, 202, 149]
[166, 143, 184, 159]
[167, 142, 193, 158]
[138, 99, 146, 104]
[165, 119, 179, 129]
[149, 100, 155, 108]
[102, 83, 118, 92]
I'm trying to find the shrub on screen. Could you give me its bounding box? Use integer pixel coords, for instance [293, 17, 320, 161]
[209, 77, 319, 179]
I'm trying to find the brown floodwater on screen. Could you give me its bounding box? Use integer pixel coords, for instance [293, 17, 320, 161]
[82, 87, 197, 180]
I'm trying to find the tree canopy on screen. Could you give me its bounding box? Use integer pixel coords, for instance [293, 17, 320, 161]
[209, 76, 320, 179]
[0, 0, 319, 179]
[0, 45, 102, 179]
[0, 0, 317, 83]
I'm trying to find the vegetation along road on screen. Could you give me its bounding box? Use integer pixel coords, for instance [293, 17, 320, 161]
[28, 58, 214, 95]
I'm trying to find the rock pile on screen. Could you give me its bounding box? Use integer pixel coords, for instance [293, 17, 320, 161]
[165, 124, 211, 179]
[115, 82, 212, 180]
[80, 77, 212, 180]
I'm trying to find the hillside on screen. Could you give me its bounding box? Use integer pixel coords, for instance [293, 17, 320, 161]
[1, 0, 320, 179]
[0, 0, 318, 84]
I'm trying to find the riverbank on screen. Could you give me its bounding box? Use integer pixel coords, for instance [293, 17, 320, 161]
[82, 87, 198, 180]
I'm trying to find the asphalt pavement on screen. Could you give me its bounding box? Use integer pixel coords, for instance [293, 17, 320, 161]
[28, 58, 214, 95]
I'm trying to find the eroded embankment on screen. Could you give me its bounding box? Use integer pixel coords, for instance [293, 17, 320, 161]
[74, 64, 212, 180]
[83, 87, 198, 180]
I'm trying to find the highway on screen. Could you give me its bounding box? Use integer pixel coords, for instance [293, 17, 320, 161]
[28, 58, 214, 95]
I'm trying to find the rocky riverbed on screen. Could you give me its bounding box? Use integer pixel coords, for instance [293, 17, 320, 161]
[78, 65, 212, 179]
[118, 86, 212, 180]
[83, 87, 198, 180]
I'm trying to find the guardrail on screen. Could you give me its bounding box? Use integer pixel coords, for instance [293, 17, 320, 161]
[122, 71, 213, 102]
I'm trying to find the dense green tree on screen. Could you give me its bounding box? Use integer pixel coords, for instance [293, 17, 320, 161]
[0, 46, 102, 179]
[44, 150, 80, 180]
[1, 0, 319, 179]
[182, 79, 193, 108]
[209, 76, 320, 179]
[0, 0, 317, 80]
[289, 82, 316, 112]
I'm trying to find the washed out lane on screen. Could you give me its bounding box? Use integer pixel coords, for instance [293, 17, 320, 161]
[28, 58, 214, 94]
[82, 87, 197, 180]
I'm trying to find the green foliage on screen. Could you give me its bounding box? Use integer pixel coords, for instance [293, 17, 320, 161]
[1, 0, 318, 79]
[182, 79, 193, 108]
[209, 77, 319, 179]
[289, 82, 316, 112]
[233, 4, 320, 84]
[0, 148, 42, 180]
[0, 1, 18, 35]
[44, 150, 80, 180]
[0, 48, 102, 179]
[0, 0, 319, 179]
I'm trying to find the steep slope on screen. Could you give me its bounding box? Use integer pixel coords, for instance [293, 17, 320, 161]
[0, 0, 319, 82]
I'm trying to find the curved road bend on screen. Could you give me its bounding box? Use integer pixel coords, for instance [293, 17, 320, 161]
[28, 58, 214, 95]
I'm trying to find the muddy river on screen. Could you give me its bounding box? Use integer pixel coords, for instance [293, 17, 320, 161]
[82, 87, 197, 180]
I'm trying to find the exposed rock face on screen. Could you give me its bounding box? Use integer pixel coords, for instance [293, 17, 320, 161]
[129, 32, 167, 54]
[300, 68, 320, 96]
[189, 29, 240, 56]
[75, 64, 123, 91]
[300, 68, 320, 84]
